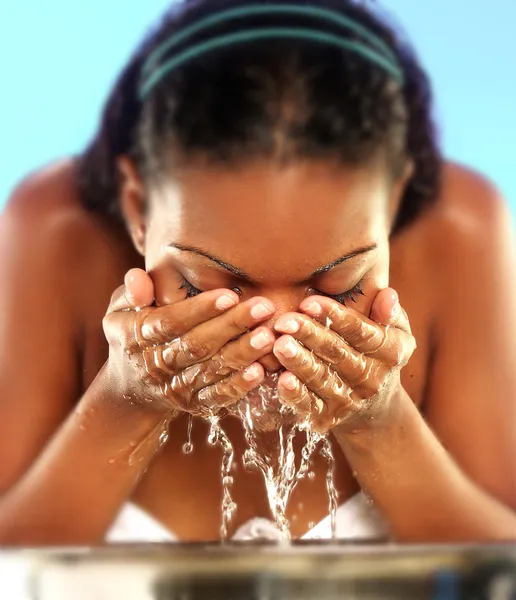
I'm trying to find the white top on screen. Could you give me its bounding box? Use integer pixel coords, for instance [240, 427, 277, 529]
[107, 492, 388, 543]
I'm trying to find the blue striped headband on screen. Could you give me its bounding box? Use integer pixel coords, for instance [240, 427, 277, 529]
[139, 4, 403, 101]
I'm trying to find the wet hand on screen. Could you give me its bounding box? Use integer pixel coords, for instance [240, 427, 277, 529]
[272, 289, 416, 434]
[103, 269, 277, 416]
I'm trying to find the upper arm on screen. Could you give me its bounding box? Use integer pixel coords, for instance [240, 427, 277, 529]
[0, 164, 82, 493]
[425, 164, 516, 508]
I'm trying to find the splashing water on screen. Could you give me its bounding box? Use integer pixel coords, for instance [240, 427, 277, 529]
[182, 414, 194, 455]
[139, 307, 342, 541]
[159, 429, 169, 446]
[234, 373, 332, 540]
[320, 437, 338, 539]
[321, 314, 339, 539]
[178, 369, 340, 540]
[207, 415, 237, 541]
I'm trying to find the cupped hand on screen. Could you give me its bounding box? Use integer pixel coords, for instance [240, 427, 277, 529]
[102, 269, 278, 416]
[272, 288, 416, 434]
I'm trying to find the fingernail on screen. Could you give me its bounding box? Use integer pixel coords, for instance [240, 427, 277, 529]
[283, 373, 297, 390]
[303, 300, 322, 317]
[275, 317, 299, 334]
[279, 338, 298, 358]
[251, 301, 274, 320]
[243, 364, 260, 381]
[216, 294, 238, 311]
[390, 298, 400, 320]
[250, 330, 273, 350]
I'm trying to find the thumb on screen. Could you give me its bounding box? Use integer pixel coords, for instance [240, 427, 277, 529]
[369, 288, 411, 333]
[124, 268, 155, 309]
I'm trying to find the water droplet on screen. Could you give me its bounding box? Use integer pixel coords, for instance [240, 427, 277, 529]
[352, 470, 358, 478]
[79, 424, 87, 432]
[159, 431, 169, 446]
[108, 458, 115, 465]
[122, 394, 132, 401]
[184, 415, 194, 454]
[308, 471, 315, 480]
[129, 441, 137, 449]
[308, 521, 316, 530]
[182, 442, 194, 455]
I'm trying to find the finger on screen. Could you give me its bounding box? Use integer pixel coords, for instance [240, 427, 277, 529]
[138, 288, 241, 343]
[105, 270, 155, 315]
[275, 311, 413, 377]
[369, 288, 412, 333]
[273, 335, 353, 406]
[276, 373, 313, 417]
[277, 371, 350, 434]
[300, 296, 384, 353]
[104, 287, 239, 353]
[275, 313, 375, 383]
[161, 297, 275, 372]
[299, 297, 412, 361]
[194, 362, 265, 411]
[105, 288, 250, 361]
[169, 326, 276, 393]
[125, 269, 155, 309]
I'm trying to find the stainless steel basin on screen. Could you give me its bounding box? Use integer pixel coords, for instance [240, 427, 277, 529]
[2, 541, 516, 599]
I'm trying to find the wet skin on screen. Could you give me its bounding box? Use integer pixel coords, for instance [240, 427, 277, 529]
[0, 158, 516, 543]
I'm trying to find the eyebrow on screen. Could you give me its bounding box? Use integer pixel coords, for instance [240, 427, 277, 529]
[169, 243, 378, 282]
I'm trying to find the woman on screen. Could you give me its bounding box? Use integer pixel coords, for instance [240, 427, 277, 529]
[0, 0, 515, 545]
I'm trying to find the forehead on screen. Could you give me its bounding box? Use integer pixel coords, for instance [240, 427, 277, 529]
[149, 161, 391, 279]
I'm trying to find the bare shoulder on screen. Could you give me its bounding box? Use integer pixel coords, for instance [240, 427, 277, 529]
[425, 162, 512, 253]
[1, 160, 137, 325]
[2, 160, 135, 282]
[409, 162, 513, 290]
[3, 160, 120, 262]
[391, 160, 514, 350]
[418, 167, 516, 509]
[0, 161, 132, 490]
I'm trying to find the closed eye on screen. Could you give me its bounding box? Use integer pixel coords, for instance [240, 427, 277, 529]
[179, 276, 365, 306]
[311, 282, 365, 305]
[179, 278, 202, 298]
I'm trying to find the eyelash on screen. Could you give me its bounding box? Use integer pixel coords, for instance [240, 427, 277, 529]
[179, 278, 243, 299]
[313, 283, 365, 305]
[179, 278, 203, 298]
[179, 277, 365, 305]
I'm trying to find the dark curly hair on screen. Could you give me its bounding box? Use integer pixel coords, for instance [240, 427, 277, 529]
[76, 0, 442, 234]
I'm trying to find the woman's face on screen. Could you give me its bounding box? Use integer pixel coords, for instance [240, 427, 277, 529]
[123, 159, 401, 374]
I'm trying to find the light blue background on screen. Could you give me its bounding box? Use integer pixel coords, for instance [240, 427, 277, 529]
[1, 1, 514, 210]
